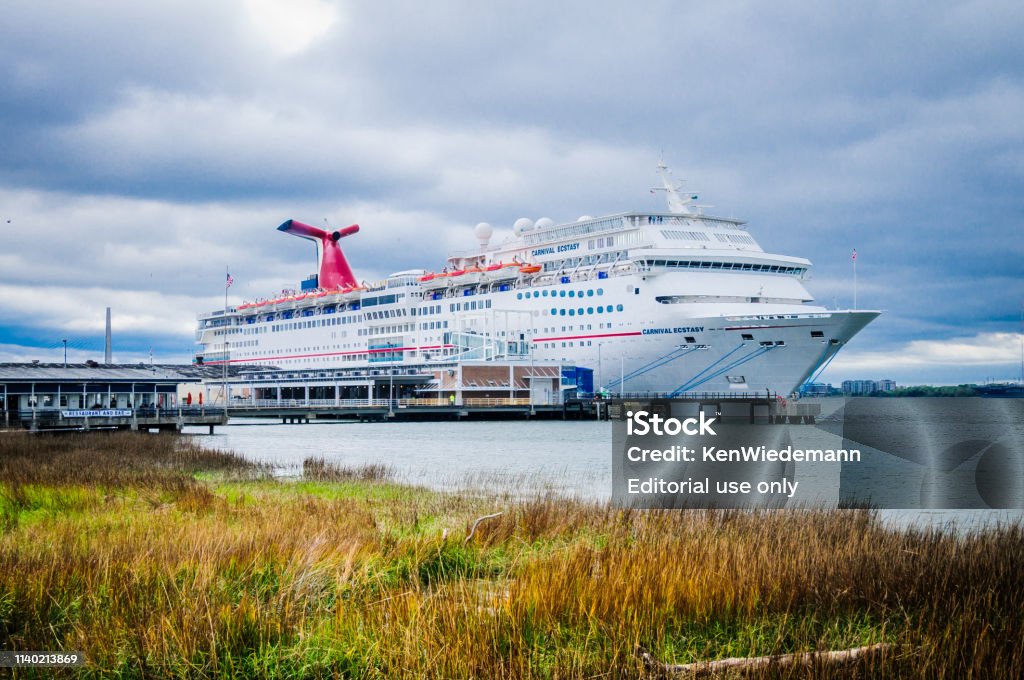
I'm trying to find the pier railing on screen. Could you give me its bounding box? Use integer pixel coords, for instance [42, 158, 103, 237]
[232, 397, 539, 411]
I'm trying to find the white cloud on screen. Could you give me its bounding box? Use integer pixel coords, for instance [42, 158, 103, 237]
[829, 332, 1023, 373]
[242, 0, 340, 56]
[0, 283, 208, 336]
[0, 342, 189, 365]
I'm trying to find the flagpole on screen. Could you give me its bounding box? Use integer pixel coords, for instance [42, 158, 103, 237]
[852, 250, 858, 309]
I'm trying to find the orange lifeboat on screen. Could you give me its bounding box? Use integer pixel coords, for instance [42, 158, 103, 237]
[450, 269, 466, 277]
[502, 262, 521, 269]
[464, 266, 483, 273]
[485, 263, 503, 271]
[419, 273, 436, 282]
[519, 264, 542, 274]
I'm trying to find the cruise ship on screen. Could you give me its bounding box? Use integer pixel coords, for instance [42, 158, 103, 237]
[195, 164, 878, 396]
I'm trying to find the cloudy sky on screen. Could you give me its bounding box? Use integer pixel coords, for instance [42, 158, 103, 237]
[1, 0, 1022, 384]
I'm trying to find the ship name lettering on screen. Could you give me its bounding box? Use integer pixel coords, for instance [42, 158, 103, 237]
[641, 326, 704, 335]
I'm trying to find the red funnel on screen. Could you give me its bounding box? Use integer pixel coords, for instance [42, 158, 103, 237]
[277, 220, 360, 289]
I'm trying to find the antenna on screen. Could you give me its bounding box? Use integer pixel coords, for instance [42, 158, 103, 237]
[651, 160, 700, 215]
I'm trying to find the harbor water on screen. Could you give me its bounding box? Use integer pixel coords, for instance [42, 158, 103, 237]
[184, 418, 1022, 529]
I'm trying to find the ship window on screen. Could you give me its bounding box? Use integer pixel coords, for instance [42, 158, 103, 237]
[597, 306, 603, 313]
[742, 333, 754, 340]
[569, 309, 575, 316]
[616, 304, 623, 312]
[559, 309, 566, 316]
[568, 290, 575, 298]
[542, 290, 548, 296]
[587, 290, 593, 297]
[559, 291, 566, 297]
[685, 336, 696, 343]
[551, 308, 557, 315]
[533, 291, 539, 298]
[587, 307, 593, 314]
[597, 288, 604, 295]
[516, 293, 522, 300]
[810, 330, 824, 338]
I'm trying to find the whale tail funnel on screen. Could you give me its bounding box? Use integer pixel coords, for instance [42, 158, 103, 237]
[278, 219, 360, 289]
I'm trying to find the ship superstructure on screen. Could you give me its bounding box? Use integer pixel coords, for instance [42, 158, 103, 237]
[196, 164, 878, 396]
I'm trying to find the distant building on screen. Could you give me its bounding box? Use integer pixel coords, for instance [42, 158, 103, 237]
[841, 379, 897, 395]
[842, 379, 876, 395]
[800, 382, 834, 396]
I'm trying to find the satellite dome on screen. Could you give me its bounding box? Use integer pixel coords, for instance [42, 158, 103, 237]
[577, 215, 593, 222]
[512, 217, 534, 236]
[473, 222, 493, 241]
[535, 217, 554, 230]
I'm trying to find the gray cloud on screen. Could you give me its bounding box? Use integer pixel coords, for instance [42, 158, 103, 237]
[0, 0, 1021, 381]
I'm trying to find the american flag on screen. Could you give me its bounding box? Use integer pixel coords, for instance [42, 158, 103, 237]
[226, 272, 234, 288]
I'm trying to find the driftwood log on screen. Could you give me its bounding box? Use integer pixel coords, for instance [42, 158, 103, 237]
[464, 512, 503, 543]
[637, 642, 897, 677]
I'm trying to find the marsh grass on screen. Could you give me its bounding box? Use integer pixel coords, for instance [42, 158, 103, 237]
[0, 431, 1021, 678]
[302, 456, 394, 483]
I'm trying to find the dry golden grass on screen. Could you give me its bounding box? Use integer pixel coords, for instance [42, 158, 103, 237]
[0, 432, 1021, 678]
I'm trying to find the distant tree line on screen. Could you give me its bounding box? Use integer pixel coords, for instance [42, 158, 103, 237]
[868, 385, 978, 397]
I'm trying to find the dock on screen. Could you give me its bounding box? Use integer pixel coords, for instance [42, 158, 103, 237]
[226, 397, 601, 422]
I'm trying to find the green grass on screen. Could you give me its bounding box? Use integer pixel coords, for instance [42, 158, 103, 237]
[1, 431, 1022, 678]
